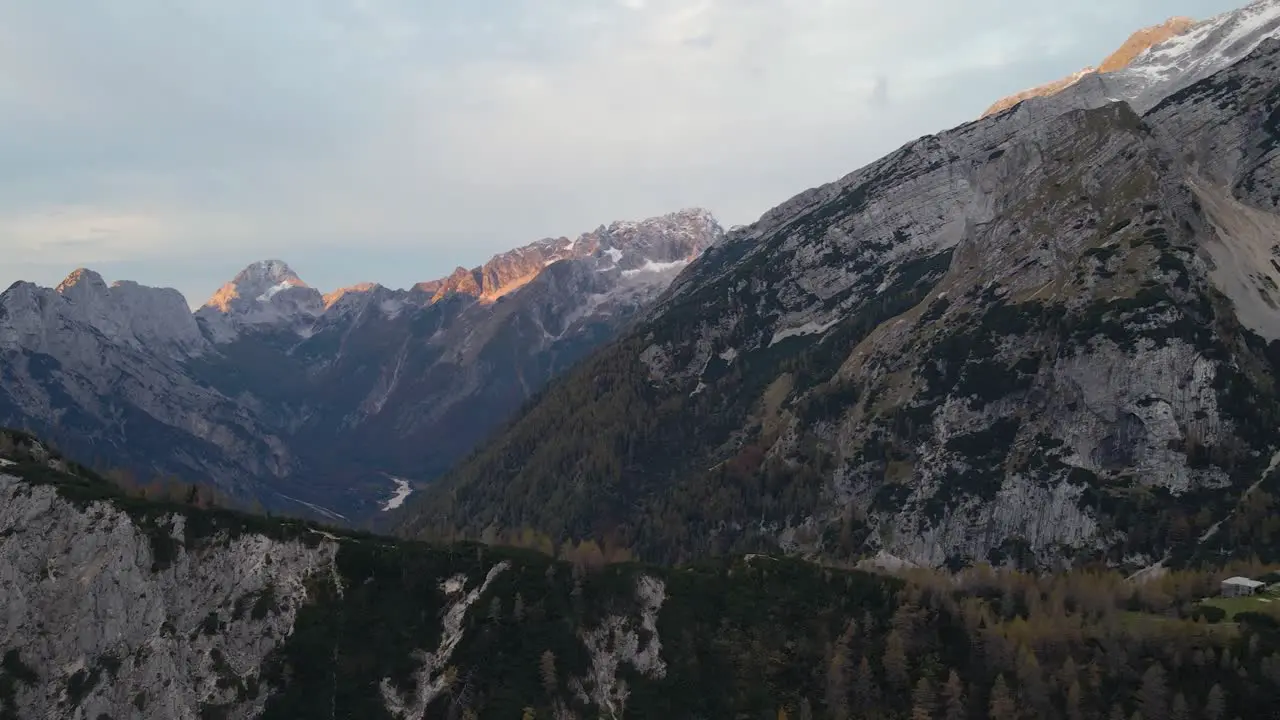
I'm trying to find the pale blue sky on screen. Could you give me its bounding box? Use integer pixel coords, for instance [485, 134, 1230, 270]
[0, 0, 1248, 305]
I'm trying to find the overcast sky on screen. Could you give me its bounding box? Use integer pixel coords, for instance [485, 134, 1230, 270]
[0, 0, 1247, 305]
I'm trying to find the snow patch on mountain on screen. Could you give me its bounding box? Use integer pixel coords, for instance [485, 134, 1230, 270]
[1121, 0, 1280, 105]
[622, 259, 690, 277]
[256, 281, 296, 303]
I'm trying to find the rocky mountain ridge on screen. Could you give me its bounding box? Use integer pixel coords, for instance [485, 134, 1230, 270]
[981, 0, 1280, 117]
[0, 209, 722, 519]
[982, 16, 1196, 117]
[398, 4, 1280, 571]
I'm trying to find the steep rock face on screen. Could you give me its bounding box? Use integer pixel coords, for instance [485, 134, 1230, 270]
[0, 476, 335, 719]
[0, 211, 720, 519]
[401, 34, 1280, 570]
[0, 432, 904, 719]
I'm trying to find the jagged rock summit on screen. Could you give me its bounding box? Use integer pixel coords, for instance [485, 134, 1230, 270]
[982, 0, 1280, 117]
[412, 207, 718, 304]
[1, 268, 206, 359]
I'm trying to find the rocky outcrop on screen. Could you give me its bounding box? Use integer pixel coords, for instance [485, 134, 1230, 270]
[0, 457, 337, 718]
[379, 563, 510, 719]
[572, 575, 667, 718]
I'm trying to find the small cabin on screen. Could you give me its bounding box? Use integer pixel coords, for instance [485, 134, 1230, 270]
[1221, 576, 1265, 598]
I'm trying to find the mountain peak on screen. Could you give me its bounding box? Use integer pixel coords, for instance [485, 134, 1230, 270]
[198, 260, 324, 339]
[2, 268, 206, 357]
[203, 260, 313, 313]
[322, 282, 382, 309]
[54, 268, 109, 296]
[666, 207, 716, 221]
[981, 15, 1200, 117]
[233, 259, 305, 286]
[413, 210, 723, 304]
[1097, 16, 1198, 73]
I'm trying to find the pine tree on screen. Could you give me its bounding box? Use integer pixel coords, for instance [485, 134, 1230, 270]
[1137, 664, 1168, 720]
[1066, 679, 1085, 720]
[942, 670, 966, 720]
[884, 629, 910, 690]
[911, 676, 937, 720]
[1204, 684, 1226, 720]
[1015, 644, 1048, 715]
[1170, 693, 1188, 720]
[852, 656, 879, 717]
[826, 648, 850, 720]
[540, 650, 558, 697]
[989, 674, 1017, 720]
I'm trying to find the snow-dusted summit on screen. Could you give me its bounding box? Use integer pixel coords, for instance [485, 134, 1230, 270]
[984, 0, 1280, 116]
[196, 260, 325, 341]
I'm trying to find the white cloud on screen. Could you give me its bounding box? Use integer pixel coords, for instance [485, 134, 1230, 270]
[0, 208, 173, 264]
[0, 0, 1251, 301]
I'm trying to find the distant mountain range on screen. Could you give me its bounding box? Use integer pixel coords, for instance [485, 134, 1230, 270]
[0, 208, 722, 519]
